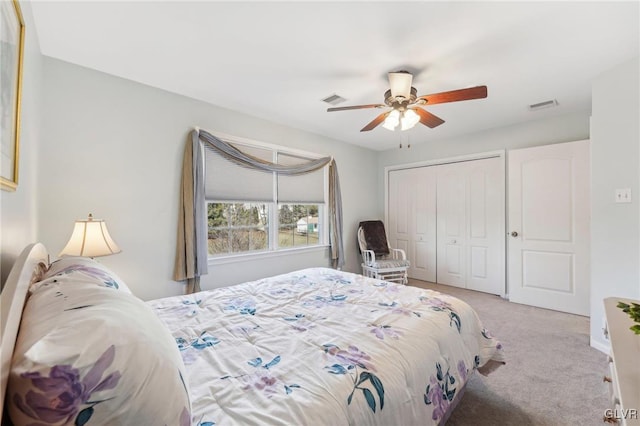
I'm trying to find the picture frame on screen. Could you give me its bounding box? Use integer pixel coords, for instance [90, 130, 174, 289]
[1, 0, 25, 191]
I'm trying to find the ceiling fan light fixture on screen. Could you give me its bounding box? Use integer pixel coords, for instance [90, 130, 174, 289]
[327, 73, 486, 132]
[382, 109, 400, 131]
[400, 109, 420, 131]
[388, 71, 413, 100]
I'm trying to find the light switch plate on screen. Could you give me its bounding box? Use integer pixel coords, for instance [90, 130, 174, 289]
[615, 188, 632, 203]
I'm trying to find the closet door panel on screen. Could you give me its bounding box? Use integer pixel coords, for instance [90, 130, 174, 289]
[436, 164, 466, 288]
[388, 168, 436, 282]
[388, 169, 411, 274]
[412, 167, 437, 282]
[388, 156, 503, 292]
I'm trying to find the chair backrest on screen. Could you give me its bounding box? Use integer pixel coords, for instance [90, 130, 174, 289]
[357, 227, 367, 254]
[358, 220, 390, 256]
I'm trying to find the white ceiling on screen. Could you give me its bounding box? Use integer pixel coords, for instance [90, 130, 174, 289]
[30, 1, 639, 151]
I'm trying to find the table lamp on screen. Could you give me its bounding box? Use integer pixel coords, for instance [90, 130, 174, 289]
[59, 213, 122, 258]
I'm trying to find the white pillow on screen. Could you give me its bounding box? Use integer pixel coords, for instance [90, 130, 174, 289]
[39, 256, 132, 293]
[8, 272, 191, 426]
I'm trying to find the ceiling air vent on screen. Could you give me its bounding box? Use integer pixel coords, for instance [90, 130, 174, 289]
[528, 99, 558, 111]
[322, 94, 346, 105]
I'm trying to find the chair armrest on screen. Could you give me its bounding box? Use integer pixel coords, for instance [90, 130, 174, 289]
[390, 248, 407, 260]
[362, 249, 376, 265]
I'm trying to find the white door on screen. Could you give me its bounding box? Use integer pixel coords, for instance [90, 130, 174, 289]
[467, 159, 505, 294]
[436, 158, 505, 295]
[388, 168, 437, 282]
[436, 164, 466, 288]
[411, 167, 437, 282]
[507, 140, 590, 316]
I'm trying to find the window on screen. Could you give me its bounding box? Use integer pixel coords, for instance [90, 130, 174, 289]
[204, 137, 326, 258]
[278, 204, 320, 248]
[208, 203, 269, 255]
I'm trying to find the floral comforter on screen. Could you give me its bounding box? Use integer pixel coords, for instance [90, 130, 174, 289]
[148, 268, 504, 426]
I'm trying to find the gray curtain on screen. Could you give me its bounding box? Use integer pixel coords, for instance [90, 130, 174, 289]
[173, 132, 208, 293]
[174, 129, 345, 294]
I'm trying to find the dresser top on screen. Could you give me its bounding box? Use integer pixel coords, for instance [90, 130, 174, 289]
[605, 297, 640, 425]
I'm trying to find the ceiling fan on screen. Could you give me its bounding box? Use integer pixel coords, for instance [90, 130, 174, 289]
[327, 71, 487, 132]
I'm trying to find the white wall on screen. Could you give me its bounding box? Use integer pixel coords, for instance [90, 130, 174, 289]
[590, 57, 640, 351]
[377, 110, 590, 210]
[39, 57, 378, 300]
[375, 58, 640, 354]
[0, 1, 43, 286]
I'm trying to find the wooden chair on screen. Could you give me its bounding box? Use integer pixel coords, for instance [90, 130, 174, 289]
[357, 220, 409, 284]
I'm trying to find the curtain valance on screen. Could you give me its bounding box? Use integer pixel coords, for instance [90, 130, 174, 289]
[174, 129, 345, 293]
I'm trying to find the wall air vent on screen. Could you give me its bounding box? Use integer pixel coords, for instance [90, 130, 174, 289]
[322, 94, 346, 105]
[528, 99, 559, 111]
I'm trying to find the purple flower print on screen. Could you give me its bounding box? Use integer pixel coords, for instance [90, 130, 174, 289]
[457, 360, 468, 382]
[391, 305, 421, 317]
[58, 265, 120, 289]
[222, 355, 296, 399]
[420, 296, 453, 310]
[424, 362, 457, 422]
[370, 325, 403, 340]
[291, 319, 315, 332]
[322, 343, 385, 413]
[324, 344, 376, 371]
[13, 345, 121, 425]
[180, 407, 191, 426]
[427, 376, 449, 421]
[13, 365, 83, 424]
[240, 371, 279, 398]
[420, 296, 462, 332]
[384, 284, 400, 294]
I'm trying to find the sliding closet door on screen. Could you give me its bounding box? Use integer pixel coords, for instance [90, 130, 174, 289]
[411, 167, 437, 282]
[435, 164, 466, 288]
[388, 169, 411, 261]
[436, 158, 505, 295]
[388, 168, 437, 282]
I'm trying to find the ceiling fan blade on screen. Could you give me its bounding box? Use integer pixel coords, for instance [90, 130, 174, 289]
[360, 111, 389, 132]
[327, 104, 385, 112]
[414, 108, 445, 128]
[419, 86, 487, 105]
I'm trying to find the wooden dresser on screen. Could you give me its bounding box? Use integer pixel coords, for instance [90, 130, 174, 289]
[604, 297, 640, 425]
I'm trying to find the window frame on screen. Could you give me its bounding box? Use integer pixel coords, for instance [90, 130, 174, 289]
[204, 132, 330, 264]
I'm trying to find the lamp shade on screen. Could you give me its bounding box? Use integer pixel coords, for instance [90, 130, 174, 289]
[59, 214, 121, 258]
[388, 71, 413, 100]
[382, 109, 400, 131]
[400, 109, 420, 131]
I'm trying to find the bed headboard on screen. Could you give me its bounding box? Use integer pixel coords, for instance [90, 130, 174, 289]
[0, 243, 48, 421]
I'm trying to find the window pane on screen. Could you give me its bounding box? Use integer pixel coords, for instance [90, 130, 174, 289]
[277, 152, 325, 203]
[278, 204, 320, 248]
[205, 143, 273, 202]
[229, 203, 265, 227]
[228, 228, 268, 253]
[204, 140, 328, 258]
[208, 202, 269, 255]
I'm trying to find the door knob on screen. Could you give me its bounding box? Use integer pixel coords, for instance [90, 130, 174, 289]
[511, 231, 518, 237]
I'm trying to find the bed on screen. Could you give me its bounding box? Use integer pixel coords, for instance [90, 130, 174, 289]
[1, 243, 504, 425]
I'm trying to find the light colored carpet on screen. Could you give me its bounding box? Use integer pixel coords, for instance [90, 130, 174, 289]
[409, 279, 610, 426]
